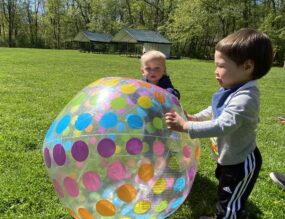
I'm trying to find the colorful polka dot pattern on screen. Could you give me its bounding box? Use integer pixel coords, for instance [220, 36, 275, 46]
[43, 77, 200, 219]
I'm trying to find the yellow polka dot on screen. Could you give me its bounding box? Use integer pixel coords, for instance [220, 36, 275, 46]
[88, 79, 103, 87]
[134, 200, 151, 214]
[70, 105, 80, 114]
[96, 199, 116, 216]
[120, 84, 137, 94]
[102, 78, 120, 86]
[138, 96, 152, 109]
[115, 145, 122, 154]
[73, 130, 81, 137]
[67, 208, 80, 219]
[138, 163, 154, 181]
[117, 184, 137, 203]
[153, 178, 167, 194]
[78, 208, 94, 219]
[71, 116, 78, 125]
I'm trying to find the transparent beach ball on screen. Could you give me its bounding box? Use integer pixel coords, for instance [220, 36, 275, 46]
[43, 77, 200, 219]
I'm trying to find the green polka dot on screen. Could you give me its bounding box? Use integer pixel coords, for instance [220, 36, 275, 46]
[111, 96, 127, 110]
[153, 117, 163, 129]
[146, 123, 155, 133]
[70, 93, 87, 106]
[154, 200, 168, 213]
[89, 95, 98, 105]
[168, 156, 179, 170]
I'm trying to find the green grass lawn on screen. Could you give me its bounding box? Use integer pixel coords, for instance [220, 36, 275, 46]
[0, 48, 284, 219]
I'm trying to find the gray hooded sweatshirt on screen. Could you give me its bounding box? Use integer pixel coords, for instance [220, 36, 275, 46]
[187, 80, 259, 165]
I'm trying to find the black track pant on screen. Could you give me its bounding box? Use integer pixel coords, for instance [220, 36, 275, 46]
[215, 147, 262, 219]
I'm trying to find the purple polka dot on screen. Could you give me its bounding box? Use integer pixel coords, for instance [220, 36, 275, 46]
[53, 144, 66, 166]
[44, 148, 51, 168]
[71, 141, 89, 162]
[126, 138, 143, 155]
[97, 138, 116, 158]
[82, 171, 101, 192]
[64, 177, 79, 197]
[53, 179, 64, 198]
[172, 96, 180, 106]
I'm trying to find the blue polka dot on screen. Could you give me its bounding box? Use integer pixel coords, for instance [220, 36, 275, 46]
[174, 177, 186, 193]
[113, 197, 124, 207]
[102, 188, 114, 199]
[151, 99, 161, 111]
[107, 133, 116, 141]
[127, 114, 143, 129]
[136, 107, 147, 117]
[116, 122, 126, 132]
[75, 113, 92, 131]
[56, 115, 71, 134]
[45, 120, 56, 141]
[121, 204, 133, 215]
[63, 141, 72, 151]
[100, 112, 118, 128]
[170, 197, 184, 209]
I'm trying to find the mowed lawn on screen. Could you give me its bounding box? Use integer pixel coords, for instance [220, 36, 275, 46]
[0, 48, 284, 219]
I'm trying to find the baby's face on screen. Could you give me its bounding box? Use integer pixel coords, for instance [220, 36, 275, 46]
[141, 59, 166, 85]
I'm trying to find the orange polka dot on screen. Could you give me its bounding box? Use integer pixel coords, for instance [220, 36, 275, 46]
[117, 184, 137, 203]
[195, 146, 200, 160]
[154, 92, 165, 103]
[85, 125, 93, 132]
[138, 163, 154, 181]
[96, 199, 116, 216]
[78, 208, 94, 219]
[139, 81, 152, 88]
[67, 208, 80, 219]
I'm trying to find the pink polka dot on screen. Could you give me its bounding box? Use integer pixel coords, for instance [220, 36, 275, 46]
[83, 171, 101, 192]
[107, 161, 126, 181]
[153, 141, 165, 156]
[183, 145, 192, 158]
[89, 137, 97, 145]
[64, 177, 79, 197]
[166, 178, 175, 189]
[53, 179, 64, 198]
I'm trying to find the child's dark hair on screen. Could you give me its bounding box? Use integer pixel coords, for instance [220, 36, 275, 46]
[215, 28, 273, 80]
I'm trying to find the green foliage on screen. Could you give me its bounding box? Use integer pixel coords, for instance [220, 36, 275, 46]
[0, 48, 284, 218]
[0, 0, 285, 64]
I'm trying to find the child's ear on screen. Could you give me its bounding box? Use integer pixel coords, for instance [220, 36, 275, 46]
[244, 60, 254, 75]
[140, 68, 145, 75]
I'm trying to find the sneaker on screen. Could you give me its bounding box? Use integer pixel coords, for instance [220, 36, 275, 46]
[270, 172, 285, 189]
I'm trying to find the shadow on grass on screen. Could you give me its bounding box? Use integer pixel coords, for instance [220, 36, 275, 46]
[170, 173, 262, 219]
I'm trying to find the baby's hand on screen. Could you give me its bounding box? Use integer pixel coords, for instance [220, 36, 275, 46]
[165, 111, 188, 132]
[184, 111, 198, 121]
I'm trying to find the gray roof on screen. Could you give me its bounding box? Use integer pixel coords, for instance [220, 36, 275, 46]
[73, 31, 112, 43]
[112, 28, 171, 44]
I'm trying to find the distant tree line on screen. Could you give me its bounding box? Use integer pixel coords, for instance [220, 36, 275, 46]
[0, 0, 284, 64]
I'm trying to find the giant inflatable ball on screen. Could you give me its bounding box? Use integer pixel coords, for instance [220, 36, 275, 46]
[43, 77, 200, 219]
